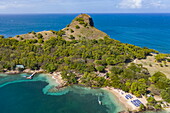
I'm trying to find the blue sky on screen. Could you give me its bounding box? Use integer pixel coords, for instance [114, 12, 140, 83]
[0, 0, 170, 13]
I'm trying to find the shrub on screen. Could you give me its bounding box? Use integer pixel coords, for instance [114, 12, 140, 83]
[50, 30, 55, 33]
[57, 30, 65, 36]
[67, 24, 70, 27]
[70, 29, 74, 33]
[16, 35, 20, 38]
[75, 18, 85, 25]
[38, 39, 44, 43]
[0, 35, 4, 38]
[75, 25, 80, 29]
[84, 23, 88, 27]
[96, 66, 105, 72]
[155, 54, 167, 62]
[75, 18, 84, 22]
[161, 88, 170, 103]
[160, 64, 163, 67]
[20, 37, 23, 40]
[31, 31, 36, 35]
[37, 33, 43, 39]
[69, 35, 75, 39]
[79, 21, 85, 24]
[149, 64, 152, 67]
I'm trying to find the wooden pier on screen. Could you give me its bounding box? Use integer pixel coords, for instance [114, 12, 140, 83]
[26, 72, 36, 79]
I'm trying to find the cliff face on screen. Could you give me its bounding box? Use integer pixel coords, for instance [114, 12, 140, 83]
[14, 14, 108, 41]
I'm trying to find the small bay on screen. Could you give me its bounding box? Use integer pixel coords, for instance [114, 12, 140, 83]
[0, 73, 125, 113]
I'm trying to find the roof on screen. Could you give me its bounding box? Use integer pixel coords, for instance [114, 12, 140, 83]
[16, 65, 24, 68]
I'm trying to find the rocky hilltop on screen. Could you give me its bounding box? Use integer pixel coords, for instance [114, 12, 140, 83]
[62, 14, 107, 40]
[14, 14, 108, 40]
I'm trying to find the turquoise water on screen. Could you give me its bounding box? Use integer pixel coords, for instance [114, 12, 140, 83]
[0, 74, 168, 113]
[0, 14, 170, 53]
[0, 74, 125, 113]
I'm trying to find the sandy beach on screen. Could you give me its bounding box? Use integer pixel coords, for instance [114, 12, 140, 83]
[48, 72, 148, 112]
[48, 73, 138, 111]
[103, 87, 147, 111]
[49, 72, 66, 87]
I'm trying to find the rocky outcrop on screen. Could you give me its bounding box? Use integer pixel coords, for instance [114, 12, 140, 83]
[63, 14, 108, 40]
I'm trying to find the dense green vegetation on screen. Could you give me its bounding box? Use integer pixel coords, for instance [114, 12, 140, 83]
[146, 96, 162, 110]
[80, 63, 150, 94]
[0, 35, 157, 94]
[0, 36, 156, 72]
[150, 72, 170, 103]
[108, 63, 150, 97]
[155, 54, 170, 62]
[2, 33, 170, 107]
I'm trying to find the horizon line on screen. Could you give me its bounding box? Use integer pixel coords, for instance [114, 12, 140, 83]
[0, 12, 170, 15]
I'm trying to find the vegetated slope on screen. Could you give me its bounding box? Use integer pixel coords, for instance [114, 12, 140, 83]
[13, 14, 107, 41]
[134, 53, 170, 79]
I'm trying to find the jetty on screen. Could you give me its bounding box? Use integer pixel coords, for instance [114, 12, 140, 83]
[26, 72, 36, 79]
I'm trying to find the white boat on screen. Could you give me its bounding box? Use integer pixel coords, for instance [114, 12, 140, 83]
[98, 96, 102, 105]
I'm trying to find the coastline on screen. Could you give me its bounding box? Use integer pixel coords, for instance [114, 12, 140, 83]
[0, 71, 155, 112]
[44, 72, 137, 112]
[1, 71, 170, 113]
[102, 87, 134, 111]
[2, 69, 45, 75]
[102, 87, 148, 112]
[47, 72, 66, 88]
[47, 72, 145, 112]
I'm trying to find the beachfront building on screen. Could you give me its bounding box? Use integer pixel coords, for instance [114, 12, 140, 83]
[15, 65, 25, 71]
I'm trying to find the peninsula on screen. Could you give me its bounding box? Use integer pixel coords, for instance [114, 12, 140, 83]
[0, 14, 170, 112]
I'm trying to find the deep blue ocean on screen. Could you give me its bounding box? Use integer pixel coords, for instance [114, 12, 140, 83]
[0, 13, 170, 53]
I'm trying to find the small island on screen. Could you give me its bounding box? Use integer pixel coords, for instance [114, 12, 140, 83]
[0, 14, 170, 112]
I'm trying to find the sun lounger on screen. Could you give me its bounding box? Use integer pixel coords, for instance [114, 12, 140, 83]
[125, 95, 129, 99]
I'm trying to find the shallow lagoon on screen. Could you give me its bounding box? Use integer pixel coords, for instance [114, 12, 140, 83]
[0, 73, 125, 113]
[0, 73, 169, 113]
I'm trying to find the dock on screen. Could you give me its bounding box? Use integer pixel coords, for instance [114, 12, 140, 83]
[26, 72, 36, 79]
